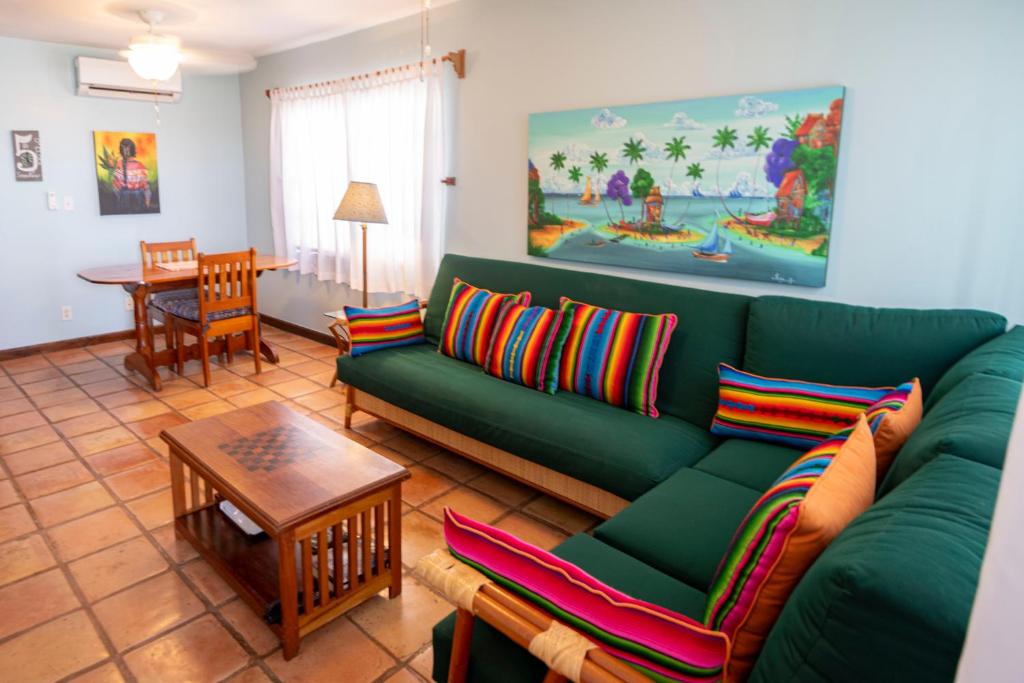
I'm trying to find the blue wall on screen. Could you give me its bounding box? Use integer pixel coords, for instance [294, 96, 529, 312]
[0, 37, 248, 349]
[240, 0, 1024, 329]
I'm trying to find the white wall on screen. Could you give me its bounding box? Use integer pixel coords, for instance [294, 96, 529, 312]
[0, 37, 248, 349]
[251, 0, 1023, 330]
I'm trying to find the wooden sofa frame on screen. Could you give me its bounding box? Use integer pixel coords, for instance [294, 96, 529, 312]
[343, 388, 629, 519]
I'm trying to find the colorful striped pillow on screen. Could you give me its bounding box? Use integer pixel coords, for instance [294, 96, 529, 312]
[483, 302, 574, 393]
[344, 299, 425, 357]
[444, 507, 729, 682]
[710, 364, 893, 448]
[864, 378, 922, 480]
[558, 298, 677, 418]
[439, 278, 531, 367]
[705, 416, 876, 680]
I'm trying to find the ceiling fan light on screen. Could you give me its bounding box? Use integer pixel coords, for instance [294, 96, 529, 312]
[127, 33, 181, 81]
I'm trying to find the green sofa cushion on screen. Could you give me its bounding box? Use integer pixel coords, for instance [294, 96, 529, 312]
[744, 296, 1006, 397]
[879, 373, 1021, 495]
[594, 468, 761, 589]
[432, 533, 709, 683]
[693, 439, 803, 492]
[336, 345, 717, 501]
[751, 455, 999, 683]
[926, 326, 1024, 410]
[424, 254, 751, 427]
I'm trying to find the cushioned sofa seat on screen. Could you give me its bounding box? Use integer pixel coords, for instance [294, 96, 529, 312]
[594, 468, 762, 589]
[432, 533, 710, 683]
[751, 454, 1000, 682]
[336, 344, 718, 501]
[693, 439, 802, 492]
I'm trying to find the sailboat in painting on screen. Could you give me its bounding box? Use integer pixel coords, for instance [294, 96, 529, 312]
[579, 177, 601, 205]
[692, 223, 733, 262]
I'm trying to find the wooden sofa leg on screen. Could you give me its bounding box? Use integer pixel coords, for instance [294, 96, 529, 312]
[448, 607, 474, 683]
[344, 385, 356, 429]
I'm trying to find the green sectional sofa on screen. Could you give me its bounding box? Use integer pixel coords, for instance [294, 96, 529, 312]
[334, 254, 1024, 682]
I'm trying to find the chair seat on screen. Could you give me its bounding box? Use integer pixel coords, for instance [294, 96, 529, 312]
[150, 287, 198, 304]
[155, 296, 252, 323]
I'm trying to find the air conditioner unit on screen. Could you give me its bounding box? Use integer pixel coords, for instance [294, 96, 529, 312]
[75, 56, 182, 103]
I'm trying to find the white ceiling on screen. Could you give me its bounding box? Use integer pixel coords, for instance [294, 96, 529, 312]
[0, 0, 454, 74]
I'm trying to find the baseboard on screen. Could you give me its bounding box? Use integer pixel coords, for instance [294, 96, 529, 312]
[0, 316, 323, 362]
[0, 329, 143, 361]
[259, 313, 335, 347]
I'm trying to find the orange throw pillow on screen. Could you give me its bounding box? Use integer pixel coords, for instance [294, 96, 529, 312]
[865, 379, 923, 480]
[705, 416, 876, 681]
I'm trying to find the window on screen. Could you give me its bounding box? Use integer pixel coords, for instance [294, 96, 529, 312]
[269, 66, 448, 298]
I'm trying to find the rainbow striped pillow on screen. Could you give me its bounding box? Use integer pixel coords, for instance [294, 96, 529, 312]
[558, 298, 677, 418]
[710, 364, 893, 448]
[705, 417, 875, 680]
[483, 302, 574, 393]
[439, 278, 531, 367]
[444, 507, 729, 682]
[344, 299, 425, 357]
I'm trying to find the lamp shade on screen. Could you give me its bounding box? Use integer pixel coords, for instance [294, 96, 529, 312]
[334, 182, 388, 224]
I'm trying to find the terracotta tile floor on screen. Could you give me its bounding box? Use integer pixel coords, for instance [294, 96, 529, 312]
[0, 326, 599, 682]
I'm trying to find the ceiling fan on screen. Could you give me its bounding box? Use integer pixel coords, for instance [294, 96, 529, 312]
[125, 9, 182, 81]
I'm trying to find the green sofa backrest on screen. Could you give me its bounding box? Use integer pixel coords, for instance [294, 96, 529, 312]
[425, 254, 752, 426]
[744, 296, 1008, 395]
[880, 373, 1022, 495]
[752, 454, 1001, 683]
[926, 325, 1024, 410]
[425, 255, 1011, 428]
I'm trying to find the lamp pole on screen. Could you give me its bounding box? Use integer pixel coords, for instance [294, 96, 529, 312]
[361, 222, 368, 308]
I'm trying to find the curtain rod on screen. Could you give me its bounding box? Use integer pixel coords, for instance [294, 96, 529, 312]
[264, 48, 465, 99]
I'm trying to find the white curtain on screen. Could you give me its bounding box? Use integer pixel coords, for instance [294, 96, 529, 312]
[269, 65, 446, 299]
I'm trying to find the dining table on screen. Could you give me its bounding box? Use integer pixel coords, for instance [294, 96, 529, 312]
[77, 255, 297, 391]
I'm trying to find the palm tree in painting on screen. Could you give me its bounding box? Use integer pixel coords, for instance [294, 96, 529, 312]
[622, 137, 645, 166]
[712, 125, 743, 221]
[589, 151, 615, 224]
[674, 162, 705, 226]
[567, 165, 583, 190]
[783, 113, 803, 140]
[549, 151, 568, 213]
[744, 125, 772, 214]
[619, 137, 646, 221]
[663, 136, 690, 222]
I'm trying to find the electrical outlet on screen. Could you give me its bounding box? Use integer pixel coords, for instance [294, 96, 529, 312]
[47, 191, 57, 211]
[63, 196, 74, 211]
[61, 305, 72, 321]
[124, 297, 134, 311]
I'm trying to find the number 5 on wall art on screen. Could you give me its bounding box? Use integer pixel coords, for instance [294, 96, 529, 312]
[11, 130, 42, 181]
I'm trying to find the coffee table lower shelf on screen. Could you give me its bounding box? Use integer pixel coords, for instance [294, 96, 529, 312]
[176, 504, 394, 629]
[170, 462, 403, 659]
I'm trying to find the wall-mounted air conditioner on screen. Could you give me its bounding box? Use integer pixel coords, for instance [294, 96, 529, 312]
[75, 56, 182, 103]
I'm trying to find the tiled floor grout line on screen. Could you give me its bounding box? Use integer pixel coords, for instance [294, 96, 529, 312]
[0, 326, 589, 682]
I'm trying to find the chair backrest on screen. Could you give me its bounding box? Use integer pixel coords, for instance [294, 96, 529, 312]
[196, 248, 258, 321]
[140, 238, 197, 269]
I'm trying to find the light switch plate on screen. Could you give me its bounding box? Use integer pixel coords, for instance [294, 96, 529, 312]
[63, 196, 74, 211]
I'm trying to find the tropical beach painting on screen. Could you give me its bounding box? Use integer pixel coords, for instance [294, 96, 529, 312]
[527, 86, 845, 287]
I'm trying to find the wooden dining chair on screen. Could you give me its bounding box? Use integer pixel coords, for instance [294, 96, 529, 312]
[140, 238, 198, 352]
[156, 248, 261, 387]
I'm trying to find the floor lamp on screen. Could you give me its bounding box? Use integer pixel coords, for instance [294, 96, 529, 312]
[334, 181, 388, 308]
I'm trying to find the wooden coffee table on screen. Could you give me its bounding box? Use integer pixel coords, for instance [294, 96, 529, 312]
[160, 401, 410, 659]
